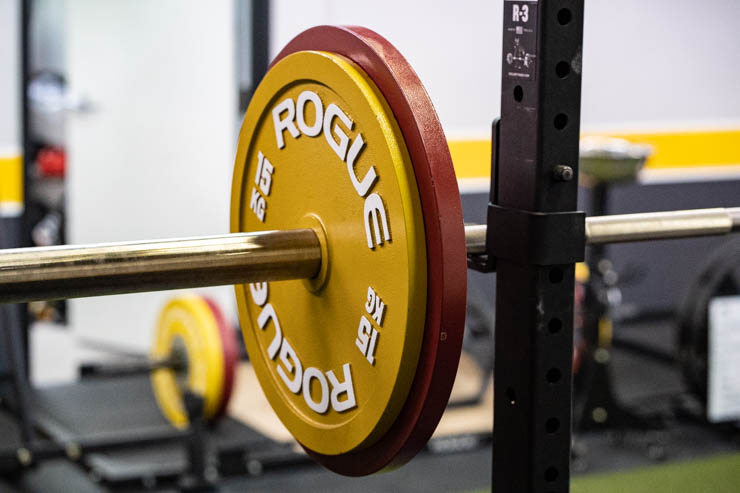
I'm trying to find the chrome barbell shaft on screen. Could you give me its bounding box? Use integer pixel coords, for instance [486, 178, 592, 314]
[1, 207, 738, 304]
[584, 207, 740, 245]
[464, 207, 740, 255]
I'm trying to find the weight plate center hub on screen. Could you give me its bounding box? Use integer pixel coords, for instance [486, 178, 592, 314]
[232, 50, 428, 455]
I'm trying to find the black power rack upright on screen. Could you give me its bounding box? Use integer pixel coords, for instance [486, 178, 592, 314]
[469, 1, 585, 491]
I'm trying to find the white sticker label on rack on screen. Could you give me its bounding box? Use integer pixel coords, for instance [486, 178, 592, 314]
[708, 295, 740, 423]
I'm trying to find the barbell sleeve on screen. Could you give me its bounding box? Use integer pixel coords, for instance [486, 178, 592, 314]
[0, 208, 738, 304]
[0, 229, 321, 304]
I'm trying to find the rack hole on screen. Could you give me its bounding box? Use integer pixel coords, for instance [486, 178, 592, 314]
[556, 61, 570, 78]
[557, 8, 572, 25]
[554, 113, 568, 130]
[545, 467, 559, 482]
[546, 417, 560, 433]
[506, 387, 517, 405]
[547, 368, 561, 384]
[548, 318, 562, 333]
[513, 85, 524, 102]
[549, 267, 564, 283]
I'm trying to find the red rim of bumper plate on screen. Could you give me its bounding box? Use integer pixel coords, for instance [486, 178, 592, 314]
[273, 25, 467, 476]
[204, 297, 239, 419]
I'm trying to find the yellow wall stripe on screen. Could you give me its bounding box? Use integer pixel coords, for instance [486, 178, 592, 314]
[449, 129, 740, 179]
[447, 139, 492, 180]
[0, 154, 24, 216]
[582, 129, 740, 169]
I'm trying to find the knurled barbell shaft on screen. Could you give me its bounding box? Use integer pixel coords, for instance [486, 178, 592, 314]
[0, 208, 738, 304]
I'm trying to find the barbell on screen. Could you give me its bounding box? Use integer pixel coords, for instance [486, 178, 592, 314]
[3, 211, 738, 302]
[149, 295, 238, 429]
[0, 26, 738, 476]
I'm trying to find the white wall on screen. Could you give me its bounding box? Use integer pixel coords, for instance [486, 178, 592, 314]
[0, 0, 20, 151]
[271, 0, 740, 135]
[582, 0, 740, 131]
[270, 0, 502, 138]
[43, 0, 238, 382]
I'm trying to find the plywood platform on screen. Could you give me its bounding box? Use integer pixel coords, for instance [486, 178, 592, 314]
[227, 351, 493, 447]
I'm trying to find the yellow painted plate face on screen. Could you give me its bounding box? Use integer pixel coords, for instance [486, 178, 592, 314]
[150, 296, 225, 428]
[231, 51, 427, 455]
